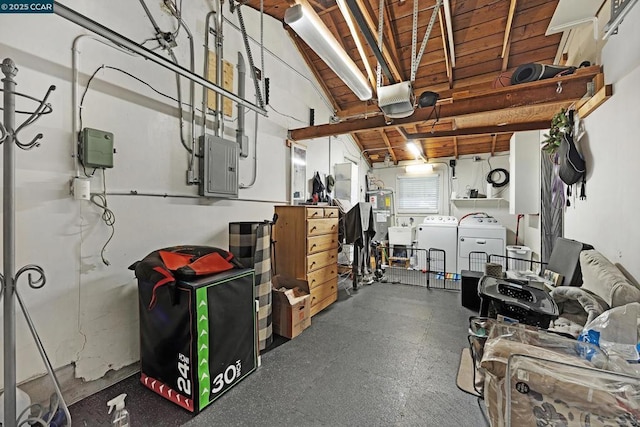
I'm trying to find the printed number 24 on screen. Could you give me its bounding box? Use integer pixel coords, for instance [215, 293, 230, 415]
[177, 361, 191, 395]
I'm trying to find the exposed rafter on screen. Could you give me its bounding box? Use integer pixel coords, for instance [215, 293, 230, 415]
[438, 8, 453, 89]
[289, 67, 601, 141]
[379, 129, 398, 164]
[501, 0, 518, 71]
[353, 0, 403, 83]
[491, 133, 497, 156]
[453, 136, 458, 158]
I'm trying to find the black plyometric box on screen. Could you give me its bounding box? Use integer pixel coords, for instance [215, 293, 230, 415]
[137, 269, 257, 414]
[461, 270, 483, 311]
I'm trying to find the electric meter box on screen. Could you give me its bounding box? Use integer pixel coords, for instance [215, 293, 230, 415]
[81, 128, 114, 168]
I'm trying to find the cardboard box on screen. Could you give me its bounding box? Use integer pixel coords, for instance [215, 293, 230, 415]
[272, 275, 311, 339]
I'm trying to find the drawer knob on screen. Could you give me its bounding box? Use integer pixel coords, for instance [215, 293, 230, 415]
[310, 226, 317, 232]
[310, 261, 316, 267]
[311, 278, 316, 284]
[310, 244, 317, 249]
[312, 211, 318, 216]
[331, 224, 336, 230]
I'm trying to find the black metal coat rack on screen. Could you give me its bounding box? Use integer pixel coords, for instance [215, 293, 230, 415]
[1, 58, 71, 427]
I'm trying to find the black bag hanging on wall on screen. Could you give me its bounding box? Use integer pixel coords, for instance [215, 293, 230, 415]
[557, 110, 587, 200]
[558, 132, 586, 185]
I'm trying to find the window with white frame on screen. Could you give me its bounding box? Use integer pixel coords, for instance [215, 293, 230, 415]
[396, 174, 440, 213]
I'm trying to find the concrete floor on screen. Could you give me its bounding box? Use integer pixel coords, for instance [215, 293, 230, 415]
[70, 281, 485, 426]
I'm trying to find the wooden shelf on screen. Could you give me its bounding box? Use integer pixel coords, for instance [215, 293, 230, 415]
[451, 198, 509, 208]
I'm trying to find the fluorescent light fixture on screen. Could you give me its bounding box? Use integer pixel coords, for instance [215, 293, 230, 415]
[285, 1, 372, 101]
[406, 163, 434, 174]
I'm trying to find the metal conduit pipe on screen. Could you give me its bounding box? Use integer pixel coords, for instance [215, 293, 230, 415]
[104, 190, 287, 204]
[202, 10, 215, 137]
[138, 0, 195, 164]
[54, 1, 267, 115]
[166, 49, 192, 154]
[238, 52, 260, 189]
[222, 16, 334, 112]
[175, 17, 197, 176]
[237, 52, 246, 156]
[138, 0, 162, 34]
[215, 1, 224, 138]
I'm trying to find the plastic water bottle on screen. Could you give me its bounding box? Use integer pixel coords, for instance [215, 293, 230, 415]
[107, 393, 130, 427]
[0, 387, 32, 425]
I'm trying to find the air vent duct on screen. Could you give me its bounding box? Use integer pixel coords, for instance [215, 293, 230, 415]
[377, 81, 415, 119]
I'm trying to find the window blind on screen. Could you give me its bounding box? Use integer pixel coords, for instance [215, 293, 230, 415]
[397, 175, 439, 213]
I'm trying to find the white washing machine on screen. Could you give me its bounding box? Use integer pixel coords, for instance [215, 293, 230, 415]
[457, 214, 506, 273]
[416, 216, 458, 273]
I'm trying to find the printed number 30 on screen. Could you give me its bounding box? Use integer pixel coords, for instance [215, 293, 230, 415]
[212, 365, 238, 394]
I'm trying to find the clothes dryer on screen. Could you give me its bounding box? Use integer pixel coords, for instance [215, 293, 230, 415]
[457, 214, 506, 273]
[416, 216, 458, 273]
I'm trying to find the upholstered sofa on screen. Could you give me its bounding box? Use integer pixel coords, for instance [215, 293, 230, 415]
[549, 250, 640, 337]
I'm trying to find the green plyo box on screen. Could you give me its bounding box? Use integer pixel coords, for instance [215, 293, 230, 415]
[82, 128, 114, 168]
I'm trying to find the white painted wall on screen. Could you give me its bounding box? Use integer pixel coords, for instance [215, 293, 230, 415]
[0, 0, 365, 384]
[368, 154, 530, 247]
[564, 1, 640, 283]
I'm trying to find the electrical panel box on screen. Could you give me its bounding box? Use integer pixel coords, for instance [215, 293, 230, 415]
[81, 128, 114, 168]
[198, 135, 238, 198]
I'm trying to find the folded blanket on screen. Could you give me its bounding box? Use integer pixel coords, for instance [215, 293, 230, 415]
[549, 286, 609, 337]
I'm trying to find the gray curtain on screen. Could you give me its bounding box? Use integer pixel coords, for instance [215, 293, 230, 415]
[541, 154, 563, 262]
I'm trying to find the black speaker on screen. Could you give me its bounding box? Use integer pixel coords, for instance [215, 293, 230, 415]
[418, 91, 439, 107]
[461, 270, 484, 311]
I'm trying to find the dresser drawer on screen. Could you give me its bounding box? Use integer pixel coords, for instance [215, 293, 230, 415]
[307, 234, 338, 255]
[306, 208, 324, 219]
[323, 208, 339, 219]
[310, 277, 338, 308]
[307, 264, 337, 289]
[307, 218, 338, 236]
[310, 288, 338, 317]
[307, 249, 337, 272]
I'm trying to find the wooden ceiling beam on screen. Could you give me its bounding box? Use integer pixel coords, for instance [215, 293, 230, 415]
[398, 121, 551, 139]
[501, 0, 517, 71]
[491, 133, 497, 156]
[383, 1, 405, 79]
[351, 133, 372, 167]
[354, 0, 404, 83]
[325, 11, 347, 51]
[289, 68, 600, 140]
[438, 8, 453, 89]
[453, 136, 458, 158]
[379, 129, 398, 164]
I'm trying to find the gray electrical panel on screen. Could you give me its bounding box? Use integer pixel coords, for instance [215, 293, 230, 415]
[198, 135, 239, 198]
[82, 128, 114, 168]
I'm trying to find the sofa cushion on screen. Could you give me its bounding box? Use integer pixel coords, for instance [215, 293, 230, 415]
[580, 250, 640, 307]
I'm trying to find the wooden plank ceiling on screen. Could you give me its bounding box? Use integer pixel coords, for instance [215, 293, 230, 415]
[243, 0, 595, 164]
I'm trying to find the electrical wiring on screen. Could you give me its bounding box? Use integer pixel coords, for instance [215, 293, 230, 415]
[267, 104, 306, 124]
[90, 169, 116, 266]
[78, 64, 205, 156]
[79, 65, 206, 117]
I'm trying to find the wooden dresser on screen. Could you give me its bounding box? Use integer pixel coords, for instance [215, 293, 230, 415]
[273, 205, 339, 316]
